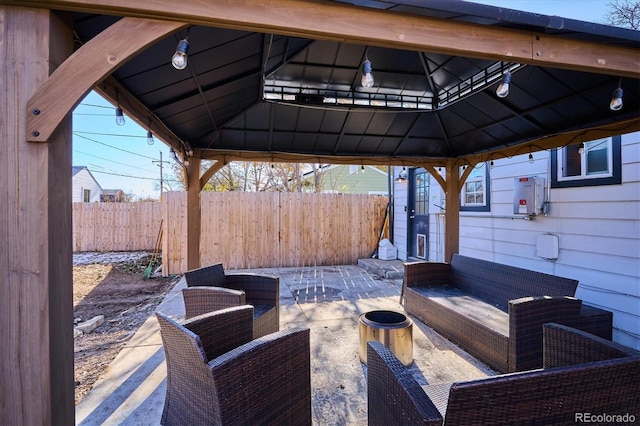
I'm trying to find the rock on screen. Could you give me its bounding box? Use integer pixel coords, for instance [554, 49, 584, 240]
[75, 315, 105, 334]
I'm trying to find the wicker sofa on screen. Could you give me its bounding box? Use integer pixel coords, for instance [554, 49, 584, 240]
[183, 263, 279, 338]
[401, 254, 613, 372]
[156, 306, 311, 426]
[367, 323, 640, 425]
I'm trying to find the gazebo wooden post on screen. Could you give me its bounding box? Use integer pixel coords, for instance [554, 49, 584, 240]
[0, 6, 74, 425]
[443, 158, 461, 263]
[186, 157, 202, 271]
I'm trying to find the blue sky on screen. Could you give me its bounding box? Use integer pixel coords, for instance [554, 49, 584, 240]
[473, 0, 612, 24]
[72, 1, 614, 199]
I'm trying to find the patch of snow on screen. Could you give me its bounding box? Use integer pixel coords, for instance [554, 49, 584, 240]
[73, 251, 151, 266]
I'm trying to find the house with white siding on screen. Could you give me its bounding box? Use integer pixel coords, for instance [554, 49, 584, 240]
[392, 131, 640, 350]
[72, 166, 103, 202]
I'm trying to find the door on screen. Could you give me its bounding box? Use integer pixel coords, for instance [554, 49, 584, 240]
[407, 168, 429, 260]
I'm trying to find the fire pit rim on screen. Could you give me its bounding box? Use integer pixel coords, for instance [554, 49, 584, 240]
[360, 310, 411, 330]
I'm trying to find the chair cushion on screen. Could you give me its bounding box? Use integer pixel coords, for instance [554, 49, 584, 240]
[413, 286, 509, 336]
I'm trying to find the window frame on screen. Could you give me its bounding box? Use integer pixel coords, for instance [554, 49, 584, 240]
[460, 162, 490, 212]
[551, 135, 621, 188]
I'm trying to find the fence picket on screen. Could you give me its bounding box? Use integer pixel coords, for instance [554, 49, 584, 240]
[73, 193, 388, 273]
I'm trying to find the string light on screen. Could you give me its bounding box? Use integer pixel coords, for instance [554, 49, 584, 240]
[115, 90, 125, 126]
[361, 49, 374, 88]
[610, 79, 623, 111]
[172, 38, 190, 70]
[496, 72, 511, 98]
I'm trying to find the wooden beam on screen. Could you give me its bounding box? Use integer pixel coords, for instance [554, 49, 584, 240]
[185, 157, 201, 270]
[443, 158, 460, 263]
[462, 117, 640, 165]
[198, 117, 640, 170]
[26, 16, 185, 142]
[95, 76, 185, 153]
[200, 150, 450, 169]
[6, 0, 639, 78]
[1, 6, 74, 424]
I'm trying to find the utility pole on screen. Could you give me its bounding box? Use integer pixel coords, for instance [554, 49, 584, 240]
[152, 151, 169, 201]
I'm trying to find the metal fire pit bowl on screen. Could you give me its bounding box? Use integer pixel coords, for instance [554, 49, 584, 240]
[359, 310, 413, 366]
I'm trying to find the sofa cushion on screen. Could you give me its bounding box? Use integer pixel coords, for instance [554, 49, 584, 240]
[449, 255, 579, 311]
[412, 286, 509, 336]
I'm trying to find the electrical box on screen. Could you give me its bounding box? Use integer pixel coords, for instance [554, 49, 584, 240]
[536, 234, 559, 260]
[513, 176, 545, 215]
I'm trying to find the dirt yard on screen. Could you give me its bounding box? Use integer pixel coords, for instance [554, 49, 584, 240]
[73, 253, 179, 404]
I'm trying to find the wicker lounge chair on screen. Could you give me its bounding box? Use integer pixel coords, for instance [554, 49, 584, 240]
[367, 323, 640, 425]
[183, 263, 279, 338]
[156, 306, 311, 426]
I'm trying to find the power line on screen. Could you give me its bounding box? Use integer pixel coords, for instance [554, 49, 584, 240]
[75, 130, 147, 138]
[74, 149, 155, 170]
[77, 102, 114, 109]
[90, 169, 181, 183]
[73, 132, 157, 160]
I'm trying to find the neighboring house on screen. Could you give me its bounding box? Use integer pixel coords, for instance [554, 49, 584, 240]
[100, 189, 126, 202]
[301, 164, 389, 194]
[392, 131, 640, 350]
[72, 166, 102, 202]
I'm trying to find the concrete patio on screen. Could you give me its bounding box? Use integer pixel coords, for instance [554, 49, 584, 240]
[75, 259, 495, 425]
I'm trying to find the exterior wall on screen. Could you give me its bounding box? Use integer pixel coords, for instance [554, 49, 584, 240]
[393, 176, 409, 260]
[72, 167, 102, 202]
[304, 165, 389, 194]
[393, 132, 640, 349]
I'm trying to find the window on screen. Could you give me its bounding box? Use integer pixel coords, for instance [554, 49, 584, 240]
[551, 136, 621, 188]
[460, 163, 490, 212]
[83, 189, 91, 202]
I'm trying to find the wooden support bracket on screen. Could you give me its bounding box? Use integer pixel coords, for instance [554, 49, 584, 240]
[27, 17, 185, 142]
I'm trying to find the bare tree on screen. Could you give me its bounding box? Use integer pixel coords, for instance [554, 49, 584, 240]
[606, 0, 640, 29]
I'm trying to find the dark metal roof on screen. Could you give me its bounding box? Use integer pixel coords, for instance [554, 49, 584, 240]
[72, 0, 640, 163]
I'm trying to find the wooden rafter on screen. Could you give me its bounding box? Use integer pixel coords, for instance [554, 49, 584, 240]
[26, 17, 186, 142]
[461, 117, 640, 165]
[95, 76, 184, 153]
[7, 0, 639, 79]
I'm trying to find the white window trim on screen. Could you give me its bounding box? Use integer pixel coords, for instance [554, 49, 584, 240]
[556, 137, 613, 182]
[460, 163, 487, 207]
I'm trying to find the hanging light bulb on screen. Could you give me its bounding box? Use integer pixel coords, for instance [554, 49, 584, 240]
[114, 90, 125, 126]
[115, 106, 125, 126]
[398, 166, 407, 180]
[577, 142, 585, 155]
[609, 80, 623, 111]
[496, 72, 511, 98]
[361, 58, 374, 88]
[528, 152, 534, 164]
[490, 160, 494, 169]
[172, 38, 190, 70]
[146, 129, 155, 145]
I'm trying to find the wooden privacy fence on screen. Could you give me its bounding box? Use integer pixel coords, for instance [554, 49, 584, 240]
[164, 192, 388, 273]
[72, 201, 163, 252]
[73, 192, 388, 273]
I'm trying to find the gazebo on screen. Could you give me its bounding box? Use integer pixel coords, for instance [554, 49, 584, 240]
[1, 0, 638, 423]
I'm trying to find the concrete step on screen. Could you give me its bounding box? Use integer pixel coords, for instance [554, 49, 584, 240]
[357, 258, 404, 280]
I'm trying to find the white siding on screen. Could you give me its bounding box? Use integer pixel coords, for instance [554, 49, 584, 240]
[393, 132, 640, 350]
[72, 169, 102, 202]
[393, 170, 409, 261]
